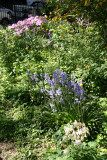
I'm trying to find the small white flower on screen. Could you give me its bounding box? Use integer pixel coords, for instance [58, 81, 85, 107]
[68, 134, 73, 140]
[63, 148, 68, 154]
[76, 129, 83, 135]
[81, 127, 86, 134]
[63, 136, 67, 141]
[74, 139, 81, 145]
[71, 131, 77, 140]
[81, 136, 84, 142]
[53, 44, 58, 48]
[73, 120, 79, 128]
[64, 126, 71, 135]
[72, 130, 76, 136]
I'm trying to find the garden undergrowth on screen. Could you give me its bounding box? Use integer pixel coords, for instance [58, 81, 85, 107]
[0, 5, 107, 159]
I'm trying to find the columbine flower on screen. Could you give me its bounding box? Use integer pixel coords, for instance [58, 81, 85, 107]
[74, 139, 81, 145]
[81, 127, 87, 134]
[73, 120, 79, 128]
[68, 134, 73, 140]
[64, 126, 71, 135]
[76, 129, 83, 135]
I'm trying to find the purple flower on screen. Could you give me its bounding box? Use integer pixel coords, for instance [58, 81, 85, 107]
[37, 27, 40, 30]
[34, 77, 39, 82]
[71, 74, 74, 80]
[50, 103, 54, 108]
[34, 72, 38, 76]
[56, 88, 62, 96]
[40, 89, 46, 93]
[50, 104, 56, 112]
[44, 73, 49, 81]
[59, 97, 63, 103]
[67, 81, 71, 89]
[47, 40, 50, 45]
[75, 98, 81, 104]
[40, 73, 43, 79]
[31, 75, 34, 80]
[47, 90, 55, 98]
[80, 90, 85, 99]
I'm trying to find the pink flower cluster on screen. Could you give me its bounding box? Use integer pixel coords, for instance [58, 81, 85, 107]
[8, 15, 47, 35]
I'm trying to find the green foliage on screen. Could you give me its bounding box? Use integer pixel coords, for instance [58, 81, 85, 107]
[0, 4, 106, 158]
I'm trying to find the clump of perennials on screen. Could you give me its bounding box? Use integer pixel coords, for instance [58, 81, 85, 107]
[63, 120, 89, 145]
[62, 120, 89, 154]
[26, 69, 85, 112]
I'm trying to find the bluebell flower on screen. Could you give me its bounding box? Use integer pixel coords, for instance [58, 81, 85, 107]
[80, 90, 85, 99]
[75, 98, 81, 104]
[71, 74, 74, 80]
[47, 90, 55, 98]
[31, 75, 34, 80]
[34, 77, 39, 82]
[40, 88, 46, 93]
[50, 103, 54, 108]
[45, 73, 49, 81]
[56, 88, 62, 96]
[48, 79, 53, 85]
[50, 103, 56, 112]
[60, 97, 63, 103]
[67, 81, 72, 89]
[34, 72, 38, 76]
[40, 73, 43, 79]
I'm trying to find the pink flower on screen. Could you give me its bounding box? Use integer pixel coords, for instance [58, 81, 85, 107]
[63, 148, 68, 154]
[47, 40, 50, 45]
[37, 27, 40, 30]
[36, 20, 43, 26]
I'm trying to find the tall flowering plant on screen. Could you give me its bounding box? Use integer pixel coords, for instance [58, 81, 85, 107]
[26, 69, 86, 122]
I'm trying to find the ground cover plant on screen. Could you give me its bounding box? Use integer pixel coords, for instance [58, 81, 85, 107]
[0, 1, 107, 159]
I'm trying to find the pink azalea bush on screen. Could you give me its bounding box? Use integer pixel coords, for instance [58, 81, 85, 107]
[8, 15, 47, 35]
